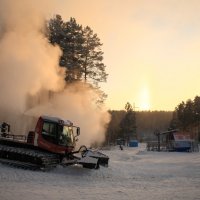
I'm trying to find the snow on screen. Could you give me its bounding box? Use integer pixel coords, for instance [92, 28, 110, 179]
[0, 144, 200, 200]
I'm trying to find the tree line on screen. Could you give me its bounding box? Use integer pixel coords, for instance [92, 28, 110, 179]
[170, 96, 200, 141]
[105, 103, 172, 145]
[105, 95, 200, 145]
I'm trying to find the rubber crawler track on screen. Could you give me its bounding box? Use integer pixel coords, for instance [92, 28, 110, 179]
[0, 144, 60, 171]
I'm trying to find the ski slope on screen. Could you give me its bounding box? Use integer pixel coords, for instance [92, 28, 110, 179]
[0, 144, 199, 200]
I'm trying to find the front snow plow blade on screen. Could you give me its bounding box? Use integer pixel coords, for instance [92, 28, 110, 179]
[70, 145, 109, 169]
[77, 156, 99, 169]
[82, 149, 109, 167]
[61, 154, 99, 169]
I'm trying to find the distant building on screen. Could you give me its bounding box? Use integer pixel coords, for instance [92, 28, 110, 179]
[147, 130, 199, 152]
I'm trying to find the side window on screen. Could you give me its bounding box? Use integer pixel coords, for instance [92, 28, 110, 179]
[49, 123, 56, 136]
[42, 122, 57, 144]
[42, 123, 49, 134]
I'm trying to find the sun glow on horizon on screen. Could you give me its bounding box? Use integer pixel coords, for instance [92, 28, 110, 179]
[138, 86, 151, 111]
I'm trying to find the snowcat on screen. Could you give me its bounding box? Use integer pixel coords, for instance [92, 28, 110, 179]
[0, 115, 109, 170]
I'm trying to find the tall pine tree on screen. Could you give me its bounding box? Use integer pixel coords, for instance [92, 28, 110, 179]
[47, 15, 107, 88]
[120, 102, 137, 144]
[48, 15, 83, 82]
[81, 26, 107, 86]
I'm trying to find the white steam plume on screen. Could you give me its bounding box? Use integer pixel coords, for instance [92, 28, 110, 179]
[26, 84, 110, 147]
[0, 0, 110, 146]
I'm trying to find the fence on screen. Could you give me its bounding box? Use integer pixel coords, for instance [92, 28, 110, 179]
[146, 140, 199, 152]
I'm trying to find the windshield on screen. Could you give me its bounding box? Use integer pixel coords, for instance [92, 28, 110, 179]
[58, 125, 75, 146]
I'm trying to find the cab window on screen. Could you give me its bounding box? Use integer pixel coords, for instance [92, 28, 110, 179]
[58, 125, 74, 146]
[42, 122, 57, 144]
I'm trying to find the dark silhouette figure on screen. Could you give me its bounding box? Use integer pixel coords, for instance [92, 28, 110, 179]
[119, 145, 123, 150]
[1, 122, 10, 137]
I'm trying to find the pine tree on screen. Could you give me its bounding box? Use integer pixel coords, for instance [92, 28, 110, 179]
[120, 102, 137, 144]
[81, 26, 107, 86]
[48, 15, 83, 82]
[63, 17, 83, 82]
[47, 15, 108, 88]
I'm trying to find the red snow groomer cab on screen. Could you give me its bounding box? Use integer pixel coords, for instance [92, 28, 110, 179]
[27, 116, 79, 154]
[0, 115, 109, 170]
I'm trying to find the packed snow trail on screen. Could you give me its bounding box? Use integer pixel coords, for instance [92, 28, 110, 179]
[0, 144, 200, 200]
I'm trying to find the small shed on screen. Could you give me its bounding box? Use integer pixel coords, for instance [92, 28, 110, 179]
[172, 132, 192, 152]
[147, 129, 199, 152]
[129, 140, 138, 147]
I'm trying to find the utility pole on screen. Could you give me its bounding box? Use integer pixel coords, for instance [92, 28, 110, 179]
[154, 129, 160, 152]
[132, 103, 139, 140]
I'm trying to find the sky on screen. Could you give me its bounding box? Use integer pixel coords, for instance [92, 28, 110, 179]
[53, 0, 200, 111]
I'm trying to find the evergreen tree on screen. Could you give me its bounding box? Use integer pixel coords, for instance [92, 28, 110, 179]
[176, 101, 186, 128]
[48, 15, 64, 45]
[105, 110, 126, 145]
[64, 17, 84, 82]
[48, 15, 83, 82]
[47, 15, 107, 88]
[184, 99, 195, 127]
[194, 96, 200, 122]
[169, 111, 179, 129]
[175, 99, 195, 129]
[172, 95, 200, 141]
[120, 102, 137, 144]
[81, 26, 107, 86]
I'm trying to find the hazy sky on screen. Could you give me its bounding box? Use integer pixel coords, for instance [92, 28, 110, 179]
[53, 0, 200, 111]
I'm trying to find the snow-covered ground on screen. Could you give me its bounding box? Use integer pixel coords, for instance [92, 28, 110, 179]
[0, 144, 200, 200]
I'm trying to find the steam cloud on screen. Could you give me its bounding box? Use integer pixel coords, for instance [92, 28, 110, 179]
[0, 0, 110, 147]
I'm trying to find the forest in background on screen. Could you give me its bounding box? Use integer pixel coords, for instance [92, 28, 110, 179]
[105, 95, 200, 146]
[105, 110, 173, 145]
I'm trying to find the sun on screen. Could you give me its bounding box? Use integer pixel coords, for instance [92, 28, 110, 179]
[138, 86, 151, 111]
